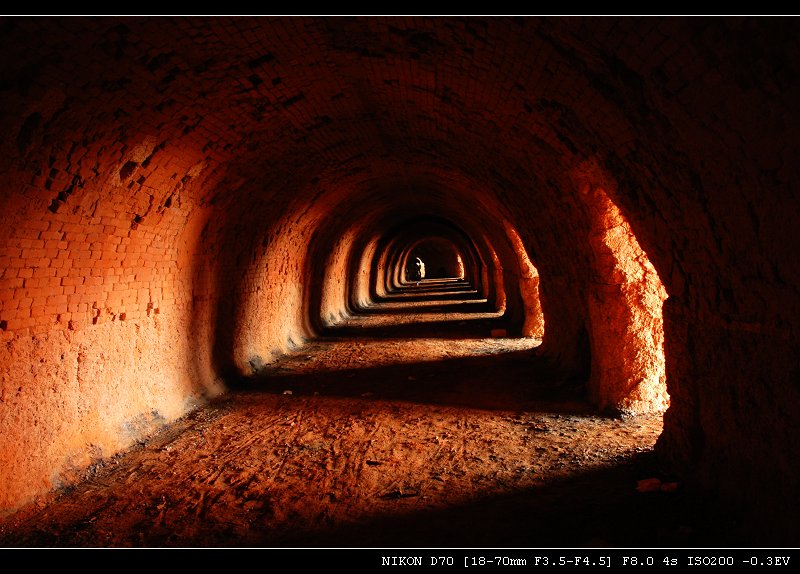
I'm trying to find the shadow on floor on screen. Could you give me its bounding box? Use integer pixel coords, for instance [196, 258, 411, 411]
[236, 347, 588, 414]
[355, 298, 491, 313]
[263, 452, 731, 549]
[322, 315, 506, 340]
[0, 451, 733, 548]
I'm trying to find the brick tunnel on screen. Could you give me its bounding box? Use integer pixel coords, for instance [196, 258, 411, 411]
[0, 17, 798, 547]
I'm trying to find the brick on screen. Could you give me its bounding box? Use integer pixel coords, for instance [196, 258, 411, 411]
[29, 305, 47, 318]
[39, 231, 63, 241]
[0, 278, 24, 290]
[32, 267, 56, 279]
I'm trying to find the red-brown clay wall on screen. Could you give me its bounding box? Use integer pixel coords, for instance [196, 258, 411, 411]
[227, 213, 317, 375]
[504, 223, 545, 339]
[0, 17, 797, 542]
[0, 144, 225, 511]
[564, 163, 670, 414]
[319, 229, 358, 328]
[353, 237, 379, 309]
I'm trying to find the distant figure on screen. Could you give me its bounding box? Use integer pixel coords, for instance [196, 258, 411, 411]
[414, 257, 426, 286]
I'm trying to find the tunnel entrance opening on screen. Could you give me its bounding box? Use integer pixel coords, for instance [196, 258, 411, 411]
[406, 237, 464, 280]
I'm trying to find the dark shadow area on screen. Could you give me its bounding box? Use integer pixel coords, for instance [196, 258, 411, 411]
[384, 289, 480, 300]
[0, 452, 734, 548]
[360, 282, 488, 310]
[383, 286, 479, 298]
[264, 453, 733, 549]
[373, 291, 486, 304]
[354, 299, 493, 316]
[392, 280, 474, 290]
[323, 316, 506, 340]
[369, 295, 485, 306]
[236, 347, 586, 413]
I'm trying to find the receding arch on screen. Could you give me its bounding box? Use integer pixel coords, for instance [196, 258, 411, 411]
[504, 222, 545, 339]
[405, 237, 464, 280]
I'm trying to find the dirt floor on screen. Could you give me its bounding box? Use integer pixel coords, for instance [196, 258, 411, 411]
[0, 281, 729, 548]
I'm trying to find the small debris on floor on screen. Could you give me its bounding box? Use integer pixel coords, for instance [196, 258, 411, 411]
[636, 477, 662, 493]
[380, 488, 420, 500]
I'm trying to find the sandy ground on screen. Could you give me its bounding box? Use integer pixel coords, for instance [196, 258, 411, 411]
[0, 282, 720, 547]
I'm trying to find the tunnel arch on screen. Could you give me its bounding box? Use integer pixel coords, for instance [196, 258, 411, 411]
[504, 222, 545, 339]
[378, 217, 484, 293]
[405, 237, 463, 281]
